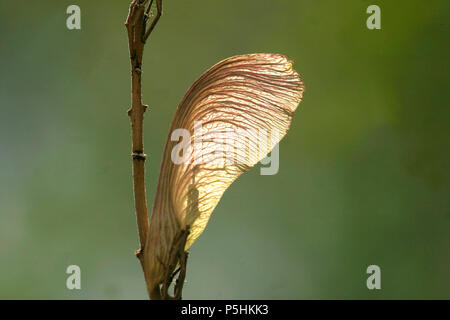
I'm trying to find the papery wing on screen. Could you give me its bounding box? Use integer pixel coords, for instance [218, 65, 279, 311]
[153, 53, 305, 249]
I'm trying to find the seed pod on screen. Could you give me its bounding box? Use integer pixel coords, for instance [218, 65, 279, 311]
[144, 53, 305, 297]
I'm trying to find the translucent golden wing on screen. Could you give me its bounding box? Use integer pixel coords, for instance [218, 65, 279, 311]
[152, 53, 304, 249]
[144, 53, 305, 296]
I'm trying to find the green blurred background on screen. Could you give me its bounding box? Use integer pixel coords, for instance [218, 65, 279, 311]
[0, 0, 448, 299]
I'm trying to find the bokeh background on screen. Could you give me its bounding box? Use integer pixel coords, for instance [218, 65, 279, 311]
[0, 0, 448, 299]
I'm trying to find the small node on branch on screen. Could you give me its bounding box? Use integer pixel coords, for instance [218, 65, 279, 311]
[132, 151, 147, 161]
[135, 248, 144, 259]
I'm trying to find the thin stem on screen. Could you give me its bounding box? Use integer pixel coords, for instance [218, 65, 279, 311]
[143, 0, 162, 42]
[125, 0, 162, 299]
[126, 0, 149, 252]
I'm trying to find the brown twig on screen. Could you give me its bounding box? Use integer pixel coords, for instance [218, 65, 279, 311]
[143, 0, 162, 42]
[125, 0, 162, 298]
[126, 0, 189, 300]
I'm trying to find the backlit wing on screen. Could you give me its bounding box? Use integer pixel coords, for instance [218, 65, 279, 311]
[152, 53, 304, 249]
